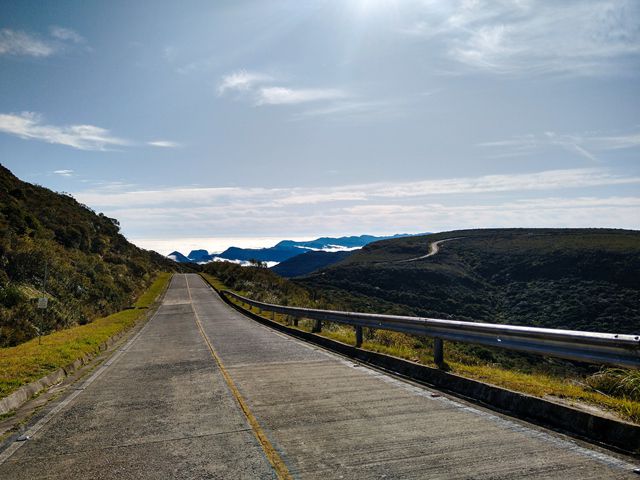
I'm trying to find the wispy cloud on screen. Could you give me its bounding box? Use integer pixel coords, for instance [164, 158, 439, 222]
[147, 140, 181, 148]
[479, 128, 640, 161]
[217, 70, 273, 95]
[49, 26, 85, 44]
[218, 70, 357, 115]
[292, 99, 406, 121]
[589, 132, 640, 150]
[75, 168, 640, 208]
[256, 87, 347, 105]
[0, 26, 88, 58]
[53, 169, 74, 177]
[404, 0, 640, 76]
[0, 112, 178, 151]
[71, 167, 640, 250]
[0, 29, 56, 57]
[75, 177, 640, 250]
[0, 112, 129, 151]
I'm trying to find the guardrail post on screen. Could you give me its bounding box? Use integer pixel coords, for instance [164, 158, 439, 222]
[312, 319, 322, 333]
[434, 338, 444, 367]
[271, 310, 275, 320]
[355, 326, 363, 347]
[293, 317, 299, 327]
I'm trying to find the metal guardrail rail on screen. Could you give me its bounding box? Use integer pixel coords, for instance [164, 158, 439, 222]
[222, 290, 640, 369]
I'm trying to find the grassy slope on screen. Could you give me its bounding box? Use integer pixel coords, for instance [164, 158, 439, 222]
[302, 228, 640, 333]
[271, 251, 352, 278]
[0, 273, 171, 400]
[0, 164, 183, 346]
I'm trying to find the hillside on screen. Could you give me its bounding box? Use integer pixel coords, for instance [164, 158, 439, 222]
[271, 250, 352, 278]
[0, 164, 182, 346]
[300, 229, 640, 334]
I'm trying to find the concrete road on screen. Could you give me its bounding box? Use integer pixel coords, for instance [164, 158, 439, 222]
[0, 273, 637, 479]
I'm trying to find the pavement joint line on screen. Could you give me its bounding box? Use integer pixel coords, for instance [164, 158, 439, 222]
[0, 298, 160, 467]
[214, 278, 639, 473]
[185, 274, 293, 480]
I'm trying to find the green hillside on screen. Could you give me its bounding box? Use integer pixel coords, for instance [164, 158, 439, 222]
[0, 164, 182, 346]
[301, 228, 640, 334]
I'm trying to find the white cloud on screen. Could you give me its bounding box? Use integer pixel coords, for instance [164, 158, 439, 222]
[147, 140, 181, 148]
[0, 112, 179, 151]
[479, 128, 640, 161]
[53, 169, 74, 177]
[0, 112, 129, 151]
[0, 29, 56, 57]
[256, 87, 348, 105]
[292, 99, 402, 121]
[75, 168, 640, 209]
[72, 167, 640, 250]
[49, 26, 84, 44]
[590, 132, 640, 150]
[107, 193, 640, 251]
[0, 26, 88, 58]
[217, 70, 354, 114]
[405, 0, 640, 76]
[217, 70, 273, 95]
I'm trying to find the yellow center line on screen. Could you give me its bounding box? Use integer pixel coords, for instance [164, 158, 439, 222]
[184, 275, 293, 480]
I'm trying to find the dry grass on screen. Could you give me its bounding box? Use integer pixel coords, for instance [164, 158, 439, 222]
[0, 272, 171, 400]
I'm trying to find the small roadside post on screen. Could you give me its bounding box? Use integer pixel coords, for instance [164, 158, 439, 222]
[36, 260, 49, 345]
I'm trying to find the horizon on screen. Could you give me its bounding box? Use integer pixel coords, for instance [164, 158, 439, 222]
[1, 1, 638, 251]
[132, 231, 425, 257]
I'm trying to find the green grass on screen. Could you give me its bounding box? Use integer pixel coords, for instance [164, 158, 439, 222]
[201, 272, 640, 424]
[0, 272, 171, 400]
[134, 272, 172, 308]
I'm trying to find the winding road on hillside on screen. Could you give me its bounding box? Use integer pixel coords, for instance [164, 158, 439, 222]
[0, 274, 636, 479]
[396, 237, 461, 263]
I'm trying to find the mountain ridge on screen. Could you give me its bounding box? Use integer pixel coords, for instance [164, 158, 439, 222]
[169, 233, 423, 264]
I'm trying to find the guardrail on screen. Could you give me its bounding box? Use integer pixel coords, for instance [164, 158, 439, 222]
[222, 290, 640, 369]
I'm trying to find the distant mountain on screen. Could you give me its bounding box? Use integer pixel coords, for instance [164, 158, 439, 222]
[167, 251, 192, 263]
[216, 234, 420, 263]
[187, 249, 213, 262]
[166, 249, 213, 263]
[166, 234, 425, 264]
[271, 250, 352, 278]
[274, 235, 409, 251]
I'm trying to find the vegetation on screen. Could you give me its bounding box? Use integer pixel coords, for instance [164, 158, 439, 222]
[302, 228, 640, 333]
[202, 237, 640, 424]
[0, 272, 171, 400]
[0, 165, 185, 347]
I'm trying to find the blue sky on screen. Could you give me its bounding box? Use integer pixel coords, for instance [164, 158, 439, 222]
[1, 0, 639, 254]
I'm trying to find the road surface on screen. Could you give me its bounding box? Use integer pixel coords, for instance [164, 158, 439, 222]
[0, 274, 636, 479]
[396, 237, 461, 263]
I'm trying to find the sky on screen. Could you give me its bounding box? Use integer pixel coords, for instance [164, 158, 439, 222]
[0, 0, 639, 255]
